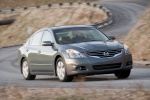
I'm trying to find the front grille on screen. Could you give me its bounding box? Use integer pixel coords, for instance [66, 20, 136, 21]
[93, 63, 122, 70]
[86, 49, 122, 58]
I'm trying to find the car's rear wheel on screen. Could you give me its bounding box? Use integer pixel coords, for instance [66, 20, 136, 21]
[56, 57, 73, 82]
[22, 59, 36, 80]
[114, 69, 131, 79]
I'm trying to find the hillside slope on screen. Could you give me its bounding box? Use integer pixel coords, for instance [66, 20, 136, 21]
[0, 5, 107, 47]
[123, 8, 150, 61]
[0, 0, 96, 9]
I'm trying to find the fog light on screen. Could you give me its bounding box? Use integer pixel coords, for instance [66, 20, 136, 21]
[74, 65, 87, 70]
[126, 61, 133, 66]
[73, 65, 80, 70]
[80, 66, 86, 70]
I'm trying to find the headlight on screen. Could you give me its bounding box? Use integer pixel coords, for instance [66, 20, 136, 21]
[66, 49, 86, 58]
[124, 44, 131, 54]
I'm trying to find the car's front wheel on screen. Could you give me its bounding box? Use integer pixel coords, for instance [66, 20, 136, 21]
[114, 69, 131, 79]
[22, 59, 36, 80]
[56, 58, 73, 82]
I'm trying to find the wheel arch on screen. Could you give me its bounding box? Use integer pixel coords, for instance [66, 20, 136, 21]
[20, 56, 26, 74]
[54, 55, 63, 76]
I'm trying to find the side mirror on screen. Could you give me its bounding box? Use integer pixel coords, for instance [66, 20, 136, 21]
[42, 41, 53, 46]
[108, 36, 116, 40]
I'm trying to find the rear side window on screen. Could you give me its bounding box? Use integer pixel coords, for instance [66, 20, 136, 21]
[30, 31, 43, 46]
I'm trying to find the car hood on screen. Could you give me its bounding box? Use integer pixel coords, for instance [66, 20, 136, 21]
[60, 40, 124, 52]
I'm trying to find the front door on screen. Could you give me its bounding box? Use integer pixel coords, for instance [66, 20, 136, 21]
[37, 30, 57, 74]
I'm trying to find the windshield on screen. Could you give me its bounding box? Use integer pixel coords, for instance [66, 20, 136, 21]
[53, 27, 109, 44]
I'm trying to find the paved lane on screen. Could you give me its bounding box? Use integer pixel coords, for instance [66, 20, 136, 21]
[0, 0, 150, 89]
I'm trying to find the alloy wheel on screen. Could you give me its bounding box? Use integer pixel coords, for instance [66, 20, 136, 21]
[57, 61, 65, 80]
[22, 60, 29, 78]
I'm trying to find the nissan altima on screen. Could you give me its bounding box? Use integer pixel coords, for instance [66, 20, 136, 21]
[18, 25, 133, 82]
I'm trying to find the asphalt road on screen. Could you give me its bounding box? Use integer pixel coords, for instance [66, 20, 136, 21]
[0, 0, 150, 89]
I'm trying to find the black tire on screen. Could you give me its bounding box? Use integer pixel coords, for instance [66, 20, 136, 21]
[114, 69, 131, 79]
[22, 59, 36, 80]
[56, 57, 73, 82]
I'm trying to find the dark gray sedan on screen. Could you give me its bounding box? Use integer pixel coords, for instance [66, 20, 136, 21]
[18, 25, 133, 82]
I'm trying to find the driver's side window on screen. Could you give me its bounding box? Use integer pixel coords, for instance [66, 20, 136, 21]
[42, 30, 53, 43]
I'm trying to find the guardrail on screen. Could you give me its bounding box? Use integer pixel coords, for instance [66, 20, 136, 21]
[0, 2, 113, 28]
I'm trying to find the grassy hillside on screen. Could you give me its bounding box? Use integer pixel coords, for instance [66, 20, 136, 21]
[0, 5, 107, 47]
[123, 8, 150, 61]
[0, 0, 96, 9]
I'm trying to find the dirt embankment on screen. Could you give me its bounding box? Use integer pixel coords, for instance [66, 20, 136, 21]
[0, 0, 96, 9]
[0, 5, 107, 47]
[0, 87, 150, 100]
[123, 8, 150, 61]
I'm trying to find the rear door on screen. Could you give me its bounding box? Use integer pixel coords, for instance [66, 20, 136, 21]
[28, 31, 43, 72]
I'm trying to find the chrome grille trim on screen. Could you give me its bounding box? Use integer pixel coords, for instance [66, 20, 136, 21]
[86, 49, 122, 58]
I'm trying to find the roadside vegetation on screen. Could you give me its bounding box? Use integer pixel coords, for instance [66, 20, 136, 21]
[1, 0, 149, 61]
[123, 8, 150, 61]
[0, 4, 107, 47]
[0, 0, 96, 9]
[0, 86, 150, 100]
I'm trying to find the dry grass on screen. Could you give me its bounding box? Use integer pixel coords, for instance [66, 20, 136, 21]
[0, 86, 150, 100]
[122, 8, 150, 61]
[0, 4, 107, 47]
[0, 13, 19, 20]
[0, 0, 96, 9]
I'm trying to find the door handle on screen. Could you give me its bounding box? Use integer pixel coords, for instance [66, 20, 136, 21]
[38, 50, 41, 54]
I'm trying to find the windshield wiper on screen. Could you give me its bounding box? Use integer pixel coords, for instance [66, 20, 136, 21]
[89, 40, 101, 41]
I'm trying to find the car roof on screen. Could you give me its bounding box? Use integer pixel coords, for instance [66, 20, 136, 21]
[50, 25, 94, 30]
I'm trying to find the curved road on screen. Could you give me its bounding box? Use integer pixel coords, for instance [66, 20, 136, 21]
[0, 0, 150, 89]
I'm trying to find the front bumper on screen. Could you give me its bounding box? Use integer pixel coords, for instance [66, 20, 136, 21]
[64, 53, 133, 76]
